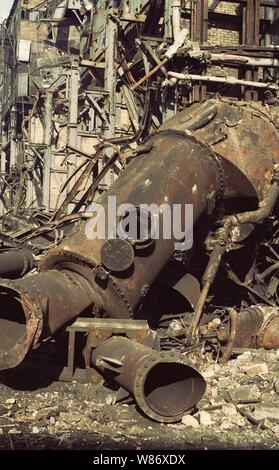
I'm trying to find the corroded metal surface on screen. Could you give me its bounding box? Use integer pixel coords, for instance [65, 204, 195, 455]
[0, 270, 95, 370]
[0, 99, 278, 394]
[41, 99, 279, 320]
[222, 305, 279, 358]
[0, 248, 34, 279]
[91, 335, 206, 423]
[160, 99, 279, 200]
[41, 129, 221, 318]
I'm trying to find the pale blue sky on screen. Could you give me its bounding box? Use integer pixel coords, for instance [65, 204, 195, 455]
[0, 0, 14, 18]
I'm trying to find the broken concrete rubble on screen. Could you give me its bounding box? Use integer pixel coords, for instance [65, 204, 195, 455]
[181, 415, 200, 428]
[228, 384, 261, 403]
[243, 363, 269, 377]
[198, 411, 212, 426]
[250, 406, 279, 422]
[1, 346, 279, 449]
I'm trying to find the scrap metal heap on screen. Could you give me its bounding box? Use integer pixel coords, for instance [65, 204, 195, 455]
[0, 97, 278, 422]
[0, 1, 278, 423]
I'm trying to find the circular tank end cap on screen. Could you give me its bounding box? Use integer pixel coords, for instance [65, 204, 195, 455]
[101, 239, 134, 273]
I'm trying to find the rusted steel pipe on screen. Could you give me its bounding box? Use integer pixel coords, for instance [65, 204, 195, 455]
[236, 174, 279, 225]
[221, 308, 239, 363]
[257, 262, 279, 281]
[91, 336, 206, 423]
[0, 249, 34, 279]
[221, 305, 279, 359]
[189, 244, 227, 336]
[131, 58, 168, 90]
[0, 270, 94, 370]
[209, 53, 279, 68]
[168, 71, 279, 90]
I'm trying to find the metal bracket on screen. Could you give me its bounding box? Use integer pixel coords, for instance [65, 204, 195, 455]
[64, 317, 151, 381]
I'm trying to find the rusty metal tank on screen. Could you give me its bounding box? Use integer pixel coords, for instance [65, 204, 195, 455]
[40, 99, 279, 318]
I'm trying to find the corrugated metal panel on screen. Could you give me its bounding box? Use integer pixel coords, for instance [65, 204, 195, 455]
[18, 39, 31, 62]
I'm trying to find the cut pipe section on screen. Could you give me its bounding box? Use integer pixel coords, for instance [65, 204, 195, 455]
[221, 305, 279, 358]
[0, 269, 94, 371]
[0, 248, 34, 279]
[91, 336, 206, 423]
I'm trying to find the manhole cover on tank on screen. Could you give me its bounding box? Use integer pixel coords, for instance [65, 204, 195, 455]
[101, 239, 134, 273]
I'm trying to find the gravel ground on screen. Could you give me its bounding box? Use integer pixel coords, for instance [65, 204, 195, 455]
[0, 347, 279, 450]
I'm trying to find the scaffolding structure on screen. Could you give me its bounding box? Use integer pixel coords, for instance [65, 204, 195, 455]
[0, 0, 278, 218]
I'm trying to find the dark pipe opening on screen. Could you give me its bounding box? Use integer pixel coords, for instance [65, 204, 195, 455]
[0, 288, 28, 369]
[0, 291, 26, 351]
[143, 362, 204, 417]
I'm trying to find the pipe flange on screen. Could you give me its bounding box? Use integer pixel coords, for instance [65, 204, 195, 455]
[257, 307, 279, 349]
[40, 249, 134, 318]
[18, 249, 34, 277]
[133, 351, 205, 423]
[0, 280, 43, 359]
[11, 280, 44, 345]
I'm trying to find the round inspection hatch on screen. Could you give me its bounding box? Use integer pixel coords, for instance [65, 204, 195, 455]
[101, 239, 134, 273]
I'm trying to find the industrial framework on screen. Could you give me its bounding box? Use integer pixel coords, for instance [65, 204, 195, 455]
[0, 1, 278, 423]
[0, 0, 278, 215]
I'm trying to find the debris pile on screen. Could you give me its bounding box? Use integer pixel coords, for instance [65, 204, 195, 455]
[0, 348, 279, 449]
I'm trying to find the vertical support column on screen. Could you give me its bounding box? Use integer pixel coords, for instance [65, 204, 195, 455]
[197, 0, 208, 43]
[0, 150, 6, 215]
[164, 0, 173, 40]
[246, 0, 260, 44]
[245, 0, 260, 101]
[105, 15, 117, 138]
[263, 6, 278, 87]
[66, 62, 79, 205]
[10, 105, 17, 168]
[42, 91, 53, 212]
[26, 156, 34, 209]
[0, 151, 6, 175]
[100, 11, 118, 190]
[192, 0, 208, 102]
[26, 116, 36, 209]
[241, 4, 247, 44]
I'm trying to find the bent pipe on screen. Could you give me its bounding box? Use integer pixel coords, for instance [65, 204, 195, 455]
[0, 270, 94, 370]
[0, 99, 278, 370]
[91, 336, 206, 423]
[236, 176, 279, 225]
[0, 249, 34, 279]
